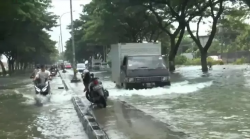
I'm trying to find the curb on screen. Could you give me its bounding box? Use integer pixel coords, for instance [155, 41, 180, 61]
[72, 97, 109, 139]
[58, 71, 68, 91]
[58, 71, 109, 139]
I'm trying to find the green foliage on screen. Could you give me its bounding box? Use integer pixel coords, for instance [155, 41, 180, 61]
[64, 0, 165, 63]
[175, 55, 188, 65]
[233, 57, 247, 64]
[0, 0, 58, 73]
[177, 57, 224, 65]
[64, 0, 250, 72]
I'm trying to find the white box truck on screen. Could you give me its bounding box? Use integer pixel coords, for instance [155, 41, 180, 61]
[110, 43, 170, 89]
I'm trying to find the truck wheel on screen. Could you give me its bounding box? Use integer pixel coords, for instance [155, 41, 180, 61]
[155, 81, 171, 87]
[124, 83, 132, 90]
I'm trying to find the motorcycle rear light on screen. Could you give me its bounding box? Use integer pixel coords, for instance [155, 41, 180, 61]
[93, 80, 98, 85]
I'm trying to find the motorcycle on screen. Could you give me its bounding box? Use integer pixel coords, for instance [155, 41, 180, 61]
[50, 69, 57, 76]
[34, 79, 51, 104]
[86, 75, 109, 108]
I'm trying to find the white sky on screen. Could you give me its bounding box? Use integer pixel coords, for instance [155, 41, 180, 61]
[1, 0, 209, 62]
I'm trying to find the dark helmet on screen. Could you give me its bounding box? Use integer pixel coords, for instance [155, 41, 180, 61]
[40, 64, 45, 69]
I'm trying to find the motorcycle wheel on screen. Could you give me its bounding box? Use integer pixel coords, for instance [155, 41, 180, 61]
[100, 96, 107, 108]
[85, 92, 94, 103]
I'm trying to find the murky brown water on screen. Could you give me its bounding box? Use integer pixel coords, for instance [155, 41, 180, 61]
[1, 65, 250, 139]
[109, 65, 250, 139]
[0, 76, 87, 139]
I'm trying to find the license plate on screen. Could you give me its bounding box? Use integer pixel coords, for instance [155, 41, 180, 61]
[93, 85, 102, 91]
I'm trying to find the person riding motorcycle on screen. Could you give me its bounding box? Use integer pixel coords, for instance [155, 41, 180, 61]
[30, 65, 40, 78]
[33, 64, 51, 87]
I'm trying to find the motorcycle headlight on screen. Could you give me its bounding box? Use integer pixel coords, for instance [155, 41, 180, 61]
[42, 87, 47, 92]
[35, 87, 41, 92]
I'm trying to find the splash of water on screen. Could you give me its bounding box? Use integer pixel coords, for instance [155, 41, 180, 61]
[105, 80, 213, 98]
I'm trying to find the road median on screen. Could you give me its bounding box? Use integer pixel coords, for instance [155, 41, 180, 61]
[58, 71, 109, 139]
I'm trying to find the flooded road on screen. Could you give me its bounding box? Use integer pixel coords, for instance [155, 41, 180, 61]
[0, 75, 87, 139]
[1, 65, 250, 139]
[98, 65, 250, 139]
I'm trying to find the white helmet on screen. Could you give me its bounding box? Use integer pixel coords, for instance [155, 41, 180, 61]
[83, 69, 89, 74]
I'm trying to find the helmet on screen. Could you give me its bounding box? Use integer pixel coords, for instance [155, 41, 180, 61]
[83, 69, 89, 74]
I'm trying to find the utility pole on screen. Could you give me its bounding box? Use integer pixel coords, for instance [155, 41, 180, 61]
[58, 35, 61, 54]
[70, 0, 79, 82]
[59, 11, 74, 53]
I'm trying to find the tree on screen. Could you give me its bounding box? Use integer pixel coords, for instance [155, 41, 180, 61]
[215, 3, 249, 53]
[0, 0, 58, 75]
[64, 0, 165, 63]
[186, 0, 225, 72]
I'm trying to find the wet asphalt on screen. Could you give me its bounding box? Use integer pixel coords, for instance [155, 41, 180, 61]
[1, 65, 250, 139]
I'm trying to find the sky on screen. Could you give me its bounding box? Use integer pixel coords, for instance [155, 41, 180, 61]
[2, 0, 209, 62]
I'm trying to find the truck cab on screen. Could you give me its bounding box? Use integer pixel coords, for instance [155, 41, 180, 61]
[110, 43, 171, 89]
[120, 55, 170, 89]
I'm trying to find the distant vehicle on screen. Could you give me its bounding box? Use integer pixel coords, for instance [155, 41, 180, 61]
[92, 63, 101, 70]
[65, 63, 72, 69]
[208, 55, 223, 61]
[100, 63, 109, 70]
[110, 43, 171, 89]
[58, 60, 63, 64]
[76, 63, 85, 73]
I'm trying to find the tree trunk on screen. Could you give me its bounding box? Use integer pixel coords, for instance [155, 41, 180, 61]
[168, 38, 176, 72]
[0, 60, 6, 75]
[24, 62, 28, 70]
[200, 50, 208, 72]
[168, 51, 175, 72]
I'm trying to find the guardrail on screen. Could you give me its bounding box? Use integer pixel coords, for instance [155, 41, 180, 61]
[72, 97, 109, 139]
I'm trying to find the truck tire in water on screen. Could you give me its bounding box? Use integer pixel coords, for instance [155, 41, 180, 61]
[155, 81, 171, 87]
[123, 83, 133, 90]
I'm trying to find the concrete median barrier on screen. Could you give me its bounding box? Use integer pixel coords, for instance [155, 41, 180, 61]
[72, 97, 109, 139]
[58, 71, 109, 139]
[58, 71, 68, 90]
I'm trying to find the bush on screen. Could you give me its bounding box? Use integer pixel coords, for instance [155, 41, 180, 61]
[180, 57, 224, 65]
[233, 57, 247, 65]
[175, 55, 187, 65]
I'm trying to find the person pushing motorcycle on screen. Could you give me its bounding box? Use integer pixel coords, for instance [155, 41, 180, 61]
[82, 69, 95, 102]
[82, 69, 91, 92]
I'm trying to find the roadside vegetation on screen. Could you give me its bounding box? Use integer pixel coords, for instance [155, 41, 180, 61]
[175, 55, 247, 65]
[64, 0, 250, 72]
[0, 0, 58, 76]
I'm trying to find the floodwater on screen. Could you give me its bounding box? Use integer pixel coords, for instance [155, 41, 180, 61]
[99, 65, 250, 139]
[1, 65, 250, 139]
[0, 75, 87, 139]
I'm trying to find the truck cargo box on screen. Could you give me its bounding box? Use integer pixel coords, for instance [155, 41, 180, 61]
[110, 43, 161, 84]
